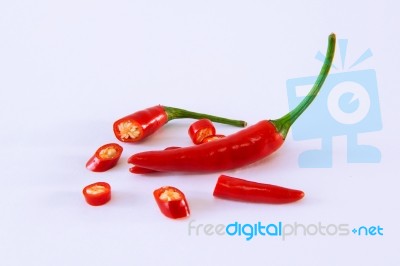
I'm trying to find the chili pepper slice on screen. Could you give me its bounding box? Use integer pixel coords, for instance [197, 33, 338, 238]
[83, 182, 111, 206]
[213, 175, 304, 204]
[113, 105, 246, 143]
[188, 119, 216, 144]
[201, 134, 226, 144]
[153, 186, 190, 219]
[86, 143, 123, 172]
[128, 33, 336, 173]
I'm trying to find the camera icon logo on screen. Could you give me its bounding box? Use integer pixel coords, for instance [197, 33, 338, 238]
[287, 39, 382, 168]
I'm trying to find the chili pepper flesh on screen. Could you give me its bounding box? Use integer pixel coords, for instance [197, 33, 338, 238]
[213, 175, 304, 204]
[128, 34, 336, 173]
[118, 121, 141, 140]
[113, 105, 246, 143]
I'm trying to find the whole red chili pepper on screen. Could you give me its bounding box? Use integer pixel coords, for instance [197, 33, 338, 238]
[113, 105, 246, 143]
[86, 143, 123, 172]
[128, 34, 336, 173]
[153, 186, 190, 219]
[213, 175, 304, 204]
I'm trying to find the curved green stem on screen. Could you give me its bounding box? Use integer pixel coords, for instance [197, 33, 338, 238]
[163, 106, 247, 127]
[271, 33, 336, 139]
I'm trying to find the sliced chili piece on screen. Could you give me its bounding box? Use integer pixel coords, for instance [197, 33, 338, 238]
[86, 143, 123, 172]
[213, 175, 304, 204]
[201, 134, 226, 144]
[83, 182, 111, 206]
[113, 105, 246, 143]
[153, 186, 190, 219]
[127, 34, 336, 173]
[188, 119, 216, 144]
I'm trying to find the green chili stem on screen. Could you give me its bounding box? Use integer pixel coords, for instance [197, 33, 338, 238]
[163, 106, 247, 127]
[271, 33, 336, 139]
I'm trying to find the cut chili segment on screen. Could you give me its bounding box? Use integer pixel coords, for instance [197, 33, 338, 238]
[86, 143, 123, 172]
[113, 106, 167, 143]
[188, 119, 216, 144]
[83, 182, 111, 206]
[153, 186, 190, 219]
[113, 105, 246, 143]
[213, 175, 304, 204]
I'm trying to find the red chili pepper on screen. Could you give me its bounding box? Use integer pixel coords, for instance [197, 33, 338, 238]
[86, 143, 123, 172]
[153, 186, 190, 219]
[83, 182, 111, 206]
[201, 134, 226, 144]
[188, 119, 216, 144]
[113, 105, 246, 143]
[213, 175, 304, 204]
[130, 147, 181, 174]
[129, 165, 160, 174]
[127, 34, 336, 173]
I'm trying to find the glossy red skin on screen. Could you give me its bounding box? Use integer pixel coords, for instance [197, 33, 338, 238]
[201, 134, 225, 144]
[86, 143, 123, 172]
[129, 147, 181, 174]
[213, 175, 304, 204]
[113, 105, 168, 143]
[129, 166, 160, 174]
[83, 182, 112, 206]
[128, 120, 284, 173]
[153, 186, 190, 219]
[188, 119, 216, 144]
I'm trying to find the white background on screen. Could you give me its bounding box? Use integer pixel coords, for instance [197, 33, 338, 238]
[1, 1, 399, 265]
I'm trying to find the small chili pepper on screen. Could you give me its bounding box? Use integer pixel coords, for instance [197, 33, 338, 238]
[188, 119, 216, 144]
[213, 175, 304, 204]
[86, 143, 123, 172]
[153, 186, 190, 219]
[201, 134, 226, 144]
[128, 33, 336, 173]
[113, 105, 246, 143]
[83, 182, 111, 206]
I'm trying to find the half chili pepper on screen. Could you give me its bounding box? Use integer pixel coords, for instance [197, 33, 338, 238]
[113, 105, 246, 143]
[188, 119, 216, 144]
[86, 143, 123, 172]
[153, 186, 190, 219]
[213, 175, 304, 204]
[83, 182, 112, 206]
[128, 33, 336, 173]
